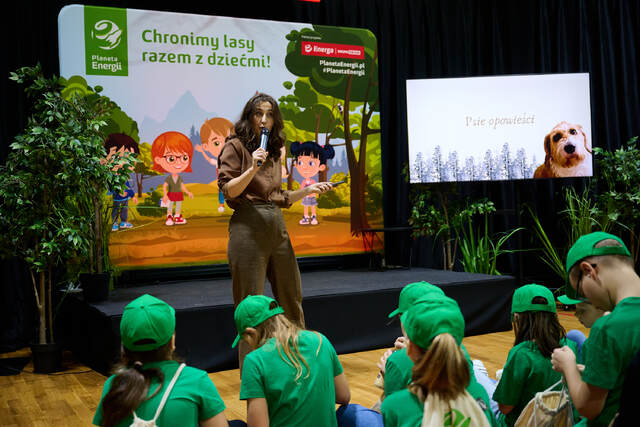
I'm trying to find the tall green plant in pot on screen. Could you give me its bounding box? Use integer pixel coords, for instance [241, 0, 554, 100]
[0, 65, 128, 370]
[457, 200, 523, 275]
[60, 75, 138, 283]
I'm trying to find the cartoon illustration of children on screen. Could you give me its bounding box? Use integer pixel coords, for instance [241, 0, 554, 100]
[104, 133, 139, 231]
[152, 131, 194, 226]
[290, 141, 335, 225]
[195, 117, 234, 213]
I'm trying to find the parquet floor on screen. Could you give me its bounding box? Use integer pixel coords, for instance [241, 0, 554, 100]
[0, 311, 587, 426]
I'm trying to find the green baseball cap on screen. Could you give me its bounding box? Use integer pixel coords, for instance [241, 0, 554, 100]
[388, 281, 445, 318]
[511, 284, 556, 315]
[232, 295, 284, 348]
[557, 294, 582, 305]
[564, 232, 630, 298]
[120, 294, 176, 351]
[400, 295, 465, 349]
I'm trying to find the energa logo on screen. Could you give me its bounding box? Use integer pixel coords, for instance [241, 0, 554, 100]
[91, 19, 122, 50]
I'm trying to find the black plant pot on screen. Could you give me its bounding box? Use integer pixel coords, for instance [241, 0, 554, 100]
[80, 272, 111, 303]
[31, 342, 63, 373]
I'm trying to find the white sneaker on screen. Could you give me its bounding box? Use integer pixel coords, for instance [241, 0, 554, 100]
[165, 215, 174, 226]
[218, 205, 225, 213]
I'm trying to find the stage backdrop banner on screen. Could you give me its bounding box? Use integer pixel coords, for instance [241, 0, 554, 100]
[58, 5, 383, 269]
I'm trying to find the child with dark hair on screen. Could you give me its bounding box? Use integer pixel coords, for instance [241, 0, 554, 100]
[290, 141, 335, 225]
[492, 284, 577, 426]
[93, 294, 228, 427]
[104, 133, 139, 231]
[551, 232, 640, 426]
[234, 295, 350, 427]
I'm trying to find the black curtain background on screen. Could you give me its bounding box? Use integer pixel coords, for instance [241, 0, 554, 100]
[1, 0, 639, 351]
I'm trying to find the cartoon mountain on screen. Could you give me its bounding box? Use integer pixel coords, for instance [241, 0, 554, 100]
[138, 91, 226, 192]
[139, 91, 218, 145]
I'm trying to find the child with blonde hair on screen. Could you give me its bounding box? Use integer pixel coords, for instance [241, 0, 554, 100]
[233, 295, 350, 427]
[382, 294, 491, 427]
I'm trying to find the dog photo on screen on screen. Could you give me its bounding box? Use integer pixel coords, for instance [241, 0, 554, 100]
[533, 121, 592, 178]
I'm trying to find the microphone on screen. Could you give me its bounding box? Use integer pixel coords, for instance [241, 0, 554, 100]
[257, 128, 269, 167]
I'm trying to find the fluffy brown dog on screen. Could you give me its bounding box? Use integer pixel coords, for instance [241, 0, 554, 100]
[534, 121, 592, 178]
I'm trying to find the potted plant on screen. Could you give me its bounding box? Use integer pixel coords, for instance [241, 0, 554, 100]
[0, 65, 128, 371]
[59, 76, 137, 301]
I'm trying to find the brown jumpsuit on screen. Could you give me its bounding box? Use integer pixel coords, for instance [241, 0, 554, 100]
[218, 138, 305, 362]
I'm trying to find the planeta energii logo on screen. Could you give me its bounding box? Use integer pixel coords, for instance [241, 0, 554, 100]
[84, 6, 128, 76]
[91, 20, 122, 50]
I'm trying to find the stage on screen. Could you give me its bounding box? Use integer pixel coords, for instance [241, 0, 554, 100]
[59, 268, 516, 375]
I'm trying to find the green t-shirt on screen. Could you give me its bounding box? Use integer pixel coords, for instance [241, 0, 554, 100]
[381, 389, 423, 427]
[381, 388, 492, 427]
[580, 297, 640, 427]
[384, 348, 414, 397]
[93, 360, 225, 426]
[239, 330, 343, 427]
[493, 338, 577, 427]
[383, 345, 496, 426]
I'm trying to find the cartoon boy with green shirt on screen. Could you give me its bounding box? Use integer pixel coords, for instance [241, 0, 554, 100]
[551, 232, 640, 426]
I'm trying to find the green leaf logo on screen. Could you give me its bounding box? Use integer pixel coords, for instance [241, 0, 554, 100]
[84, 6, 128, 76]
[91, 20, 122, 50]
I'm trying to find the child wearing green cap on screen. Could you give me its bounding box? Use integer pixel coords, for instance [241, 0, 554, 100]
[491, 284, 577, 426]
[557, 293, 605, 361]
[551, 231, 640, 426]
[93, 294, 228, 427]
[378, 282, 496, 425]
[233, 295, 350, 427]
[381, 295, 492, 427]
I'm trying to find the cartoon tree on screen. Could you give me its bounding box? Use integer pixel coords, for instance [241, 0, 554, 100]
[279, 78, 344, 184]
[135, 142, 162, 196]
[284, 26, 380, 233]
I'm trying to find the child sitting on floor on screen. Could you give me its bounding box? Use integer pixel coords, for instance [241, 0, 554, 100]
[492, 284, 578, 426]
[93, 294, 229, 427]
[378, 281, 496, 425]
[381, 294, 491, 427]
[234, 295, 350, 427]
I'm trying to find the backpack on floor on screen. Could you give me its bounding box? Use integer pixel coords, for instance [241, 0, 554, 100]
[130, 363, 186, 427]
[514, 379, 574, 427]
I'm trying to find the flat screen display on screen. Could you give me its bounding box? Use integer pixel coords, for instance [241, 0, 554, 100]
[406, 73, 592, 183]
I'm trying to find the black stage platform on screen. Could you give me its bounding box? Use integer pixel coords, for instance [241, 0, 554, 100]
[60, 268, 516, 375]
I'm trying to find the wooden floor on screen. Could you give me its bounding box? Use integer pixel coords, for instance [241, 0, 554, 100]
[0, 311, 587, 426]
